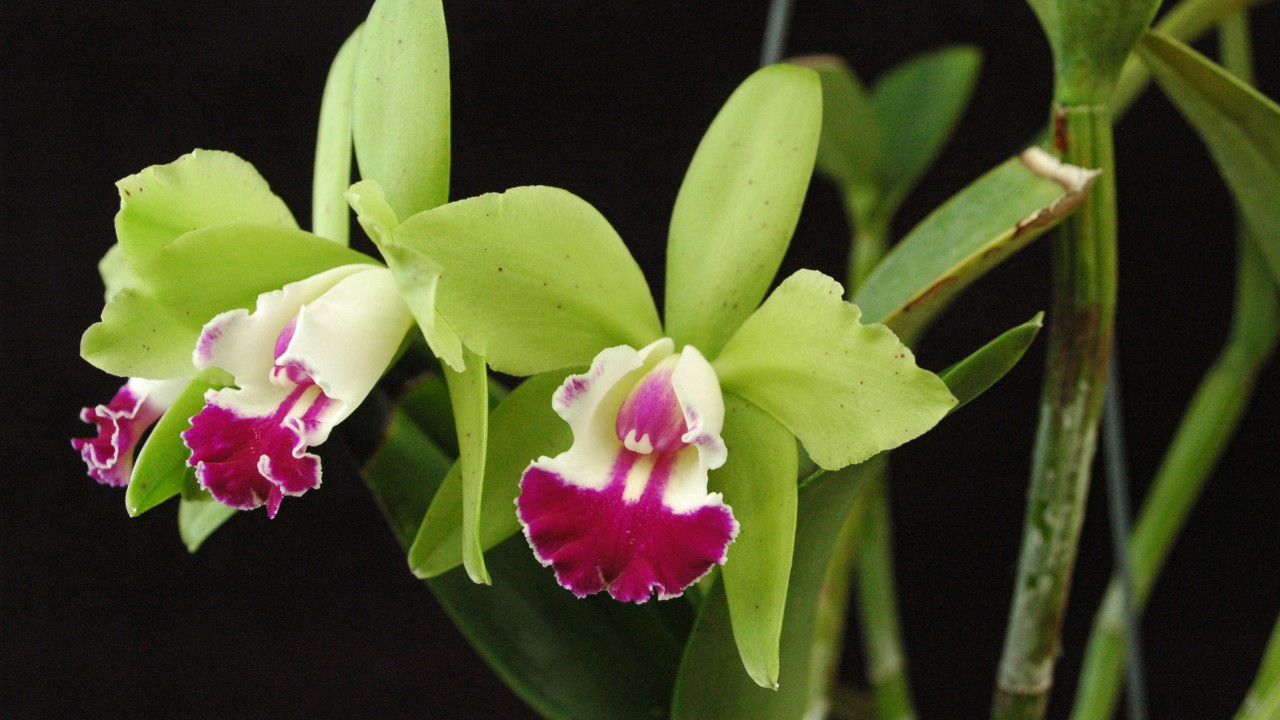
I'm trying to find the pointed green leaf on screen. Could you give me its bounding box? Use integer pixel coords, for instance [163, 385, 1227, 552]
[791, 55, 881, 201]
[312, 27, 361, 245]
[673, 465, 872, 718]
[1139, 30, 1280, 287]
[97, 244, 135, 302]
[347, 179, 466, 371]
[714, 394, 798, 689]
[410, 371, 570, 578]
[874, 46, 981, 216]
[115, 149, 297, 263]
[394, 186, 662, 376]
[178, 496, 237, 553]
[939, 312, 1043, 412]
[665, 64, 822, 357]
[1026, 0, 1160, 103]
[855, 149, 1098, 337]
[81, 222, 375, 378]
[714, 270, 955, 470]
[365, 376, 689, 720]
[444, 346, 492, 584]
[125, 375, 218, 516]
[352, 0, 450, 218]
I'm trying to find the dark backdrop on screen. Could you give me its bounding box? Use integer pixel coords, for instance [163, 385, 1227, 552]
[5, 2, 1278, 718]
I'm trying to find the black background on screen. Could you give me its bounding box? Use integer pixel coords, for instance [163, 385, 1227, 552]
[4, 2, 1279, 718]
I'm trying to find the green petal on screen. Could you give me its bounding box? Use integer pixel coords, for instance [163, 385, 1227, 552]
[125, 375, 218, 516]
[714, 394, 798, 689]
[445, 347, 492, 585]
[82, 222, 376, 378]
[855, 149, 1098, 337]
[311, 27, 361, 245]
[665, 64, 822, 357]
[1138, 31, 1280, 288]
[714, 270, 955, 470]
[409, 371, 570, 578]
[352, 0, 450, 218]
[939, 313, 1044, 413]
[178, 496, 237, 553]
[1026, 0, 1160, 104]
[97, 243, 135, 302]
[394, 187, 661, 376]
[115, 149, 297, 263]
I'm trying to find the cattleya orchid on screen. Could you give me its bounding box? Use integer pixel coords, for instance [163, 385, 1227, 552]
[73, 378, 186, 487]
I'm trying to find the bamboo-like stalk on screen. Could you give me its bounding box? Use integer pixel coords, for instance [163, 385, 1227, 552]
[1237, 615, 1280, 719]
[992, 103, 1118, 720]
[856, 476, 917, 719]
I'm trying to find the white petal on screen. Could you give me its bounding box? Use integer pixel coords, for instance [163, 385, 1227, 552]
[671, 344, 727, 471]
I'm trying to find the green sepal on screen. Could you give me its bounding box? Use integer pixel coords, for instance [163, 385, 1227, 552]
[672, 465, 872, 718]
[713, 394, 798, 689]
[1025, 0, 1160, 104]
[445, 346, 492, 585]
[125, 373, 222, 516]
[855, 149, 1098, 337]
[665, 64, 822, 357]
[97, 244, 135, 302]
[714, 270, 955, 470]
[1138, 30, 1280, 288]
[115, 149, 297, 264]
[81, 222, 376, 378]
[409, 371, 571, 578]
[939, 313, 1044, 413]
[312, 27, 361, 246]
[178, 495, 237, 553]
[352, 0, 450, 219]
[394, 186, 662, 376]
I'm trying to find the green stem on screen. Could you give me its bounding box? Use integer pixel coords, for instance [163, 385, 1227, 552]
[857, 475, 918, 720]
[992, 104, 1117, 720]
[1238, 615, 1280, 719]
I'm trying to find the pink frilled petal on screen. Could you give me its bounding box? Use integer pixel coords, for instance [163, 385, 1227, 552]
[517, 339, 738, 603]
[72, 378, 185, 487]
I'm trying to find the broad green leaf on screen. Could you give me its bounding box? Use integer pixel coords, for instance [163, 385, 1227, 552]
[714, 270, 955, 470]
[673, 465, 871, 719]
[97, 244, 135, 302]
[939, 313, 1044, 413]
[791, 55, 881, 203]
[178, 496, 237, 553]
[312, 27, 361, 245]
[365, 376, 689, 720]
[410, 371, 570, 578]
[115, 149, 297, 263]
[394, 187, 662, 376]
[713, 394, 798, 689]
[665, 64, 822, 357]
[445, 346, 491, 584]
[1026, 0, 1160, 104]
[855, 148, 1098, 337]
[352, 0, 450, 218]
[874, 46, 981, 217]
[1138, 31, 1280, 287]
[82, 222, 375, 378]
[125, 375, 218, 516]
[347, 179, 466, 371]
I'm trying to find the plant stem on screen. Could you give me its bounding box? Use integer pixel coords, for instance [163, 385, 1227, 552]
[1238, 615, 1280, 719]
[857, 476, 917, 720]
[992, 103, 1117, 720]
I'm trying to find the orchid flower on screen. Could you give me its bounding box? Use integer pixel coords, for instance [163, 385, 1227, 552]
[73, 378, 186, 487]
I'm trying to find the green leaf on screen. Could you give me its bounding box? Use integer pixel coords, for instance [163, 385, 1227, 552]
[792, 55, 881, 203]
[312, 27, 361, 245]
[1026, 0, 1160, 104]
[81, 222, 376, 378]
[394, 186, 662, 376]
[410, 371, 570, 578]
[97, 243, 135, 302]
[665, 64, 822, 357]
[178, 496, 237, 553]
[714, 270, 955, 470]
[1138, 30, 1280, 288]
[713, 394, 798, 689]
[855, 148, 1098, 337]
[939, 312, 1044, 413]
[125, 375, 218, 516]
[115, 149, 297, 263]
[874, 46, 982, 218]
[444, 346, 492, 585]
[673, 465, 872, 719]
[347, 179, 466, 371]
[365, 376, 689, 720]
[352, 0, 450, 218]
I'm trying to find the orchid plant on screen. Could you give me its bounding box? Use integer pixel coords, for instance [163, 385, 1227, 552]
[71, 0, 1280, 718]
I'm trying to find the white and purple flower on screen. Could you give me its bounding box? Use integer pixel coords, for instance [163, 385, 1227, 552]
[517, 338, 739, 603]
[73, 378, 186, 487]
[182, 264, 413, 517]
